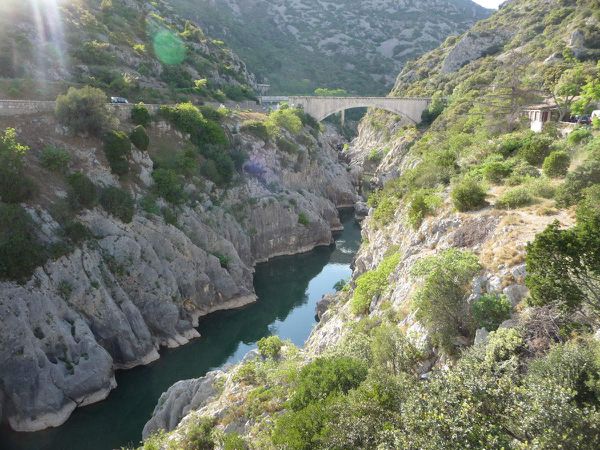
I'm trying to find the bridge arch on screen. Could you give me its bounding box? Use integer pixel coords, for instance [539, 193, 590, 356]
[288, 96, 431, 124]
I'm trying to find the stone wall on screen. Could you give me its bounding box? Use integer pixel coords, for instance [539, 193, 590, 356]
[0, 100, 162, 119]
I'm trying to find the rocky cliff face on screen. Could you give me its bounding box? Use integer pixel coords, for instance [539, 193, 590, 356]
[0, 109, 357, 432]
[170, 0, 490, 94]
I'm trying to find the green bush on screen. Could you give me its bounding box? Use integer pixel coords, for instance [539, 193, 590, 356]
[298, 212, 310, 227]
[160, 103, 227, 147]
[63, 221, 92, 244]
[257, 335, 284, 359]
[471, 294, 512, 331]
[567, 128, 592, 145]
[272, 399, 334, 450]
[482, 160, 512, 184]
[241, 120, 270, 141]
[99, 186, 135, 223]
[275, 136, 299, 154]
[140, 195, 160, 215]
[526, 189, 600, 315]
[451, 178, 487, 212]
[67, 172, 97, 209]
[352, 253, 401, 315]
[407, 189, 442, 229]
[180, 417, 216, 450]
[103, 130, 131, 176]
[0, 128, 36, 203]
[495, 186, 535, 209]
[129, 125, 149, 151]
[131, 103, 151, 127]
[372, 195, 399, 227]
[411, 249, 481, 353]
[266, 108, 304, 136]
[55, 86, 114, 136]
[542, 150, 570, 178]
[524, 176, 556, 199]
[202, 147, 235, 185]
[0, 203, 46, 281]
[289, 356, 368, 410]
[555, 158, 600, 206]
[40, 146, 71, 173]
[152, 169, 186, 204]
[518, 134, 553, 166]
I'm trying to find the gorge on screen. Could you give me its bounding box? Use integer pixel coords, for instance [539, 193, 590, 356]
[2, 0, 600, 449]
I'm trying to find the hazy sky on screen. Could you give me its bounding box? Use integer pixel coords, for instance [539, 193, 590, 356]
[473, 0, 504, 8]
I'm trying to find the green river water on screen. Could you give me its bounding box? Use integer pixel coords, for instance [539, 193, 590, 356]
[0, 211, 361, 450]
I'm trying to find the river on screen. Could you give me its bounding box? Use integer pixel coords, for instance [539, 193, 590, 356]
[0, 210, 361, 450]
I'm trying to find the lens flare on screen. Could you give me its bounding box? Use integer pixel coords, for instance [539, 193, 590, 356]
[153, 29, 186, 65]
[29, 0, 68, 77]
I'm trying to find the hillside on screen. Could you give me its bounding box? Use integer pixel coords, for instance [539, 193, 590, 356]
[138, 0, 600, 448]
[170, 0, 490, 94]
[0, 0, 255, 102]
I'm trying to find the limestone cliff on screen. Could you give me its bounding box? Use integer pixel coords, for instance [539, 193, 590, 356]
[0, 108, 357, 432]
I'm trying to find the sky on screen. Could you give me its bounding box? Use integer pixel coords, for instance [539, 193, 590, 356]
[473, 0, 504, 8]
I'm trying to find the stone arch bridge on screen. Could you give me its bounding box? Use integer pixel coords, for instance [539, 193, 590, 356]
[286, 96, 432, 123]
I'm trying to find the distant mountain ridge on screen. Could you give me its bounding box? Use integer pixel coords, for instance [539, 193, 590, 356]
[170, 0, 491, 95]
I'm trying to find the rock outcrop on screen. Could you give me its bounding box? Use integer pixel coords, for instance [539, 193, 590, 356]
[441, 30, 510, 73]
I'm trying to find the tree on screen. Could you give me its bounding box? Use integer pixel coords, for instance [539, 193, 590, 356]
[0, 128, 35, 203]
[542, 60, 592, 120]
[526, 187, 600, 318]
[411, 249, 481, 352]
[55, 86, 115, 135]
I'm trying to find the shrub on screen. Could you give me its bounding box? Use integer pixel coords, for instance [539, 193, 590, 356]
[482, 160, 512, 184]
[272, 399, 333, 450]
[129, 125, 149, 151]
[526, 190, 600, 315]
[99, 186, 135, 223]
[257, 335, 284, 359]
[0, 128, 36, 203]
[202, 147, 235, 185]
[160, 103, 227, 147]
[372, 195, 399, 226]
[275, 136, 299, 154]
[0, 203, 46, 281]
[567, 128, 592, 145]
[352, 253, 401, 315]
[289, 356, 368, 410]
[525, 176, 556, 199]
[407, 189, 442, 229]
[472, 294, 512, 331]
[542, 150, 570, 178]
[241, 120, 269, 141]
[180, 417, 215, 450]
[451, 178, 487, 212]
[63, 221, 92, 244]
[152, 169, 186, 204]
[265, 108, 303, 136]
[67, 172, 97, 209]
[411, 249, 481, 353]
[140, 195, 160, 215]
[55, 86, 114, 136]
[40, 146, 71, 173]
[519, 134, 553, 166]
[495, 186, 534, 209]
[131, 103, 151, 127]
[298, 212, 310, 227]
[103, 130, 131, 175]
[555, 158, 600, 206]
